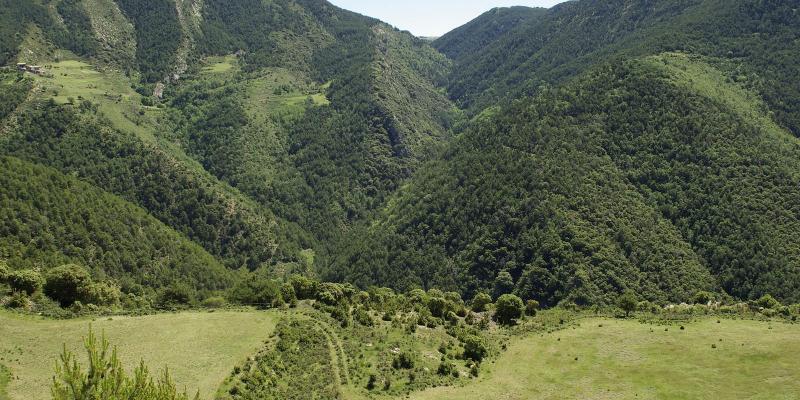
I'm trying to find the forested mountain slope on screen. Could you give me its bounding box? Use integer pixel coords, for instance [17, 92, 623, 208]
[0, 0, 456, 291]
[333, 54, 800, 305]
[1, 0, 799, 307]
[434, 0, 800, 137]
[0, 155, 231, 293]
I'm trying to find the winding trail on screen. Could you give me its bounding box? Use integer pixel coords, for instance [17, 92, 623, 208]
[296, 311, 353, 388]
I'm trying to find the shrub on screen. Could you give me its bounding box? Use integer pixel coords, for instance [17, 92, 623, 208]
[493, 271, 515, 298]
[525, 300, 540, 316]
[80, 282, 121, 307]
[445, 310, 459, 324]
[790, 304, 800, 316]
[494, 294, 524, 325]
[437, 360, 456, 376]
[428, 296, 452, 318]
[228, 278, 282, 308]
[281, 283, 297, 307]
[444, 291, 464, 305]
[8, 269, 43, 295]
[354, 307, 373, 326]
[470, 363, 480, 377]
[51, 329, 197, 400]
[6, 291, 31, 309]
[755, 294, 781, 310]
[366, 374, 378, 390]
[0, 260, 9, 283]
[157, 283, 194, 307]
[392, 352, 414, 370]
[316, 283, 344, 306]
[289, 275, 317, 299]
[201, 296, 228, 308]
[462, 335, 488, 362]
[617, 290, 638, 317]
[471, 292, 492, 312]
[44, 264, 93, 306]
[692, 291, 716, 305]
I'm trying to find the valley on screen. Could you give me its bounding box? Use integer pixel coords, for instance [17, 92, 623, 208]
[1, 0, 799, 398]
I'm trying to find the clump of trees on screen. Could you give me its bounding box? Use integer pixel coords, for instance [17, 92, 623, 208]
[494, 294, 524, 325]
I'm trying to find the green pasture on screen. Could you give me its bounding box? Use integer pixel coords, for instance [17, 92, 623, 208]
[0, 310, 276, 400]
[407, 317, 800, 400]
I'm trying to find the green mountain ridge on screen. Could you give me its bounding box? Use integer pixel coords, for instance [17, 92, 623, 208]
[0, 0, 799, 306]
[434, 0, 800, 137]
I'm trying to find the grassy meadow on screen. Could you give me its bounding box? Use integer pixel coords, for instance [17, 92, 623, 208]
[0, 310, 276, 400]
[406, 317, 800, 400]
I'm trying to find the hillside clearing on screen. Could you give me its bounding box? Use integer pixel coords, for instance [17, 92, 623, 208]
[0, 310, 277, 400]
[407, 318, 800, 400]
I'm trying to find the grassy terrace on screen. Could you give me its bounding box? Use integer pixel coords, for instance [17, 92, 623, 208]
[0, 310, 276, 399]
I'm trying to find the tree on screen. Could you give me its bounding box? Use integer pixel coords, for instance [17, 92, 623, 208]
[462, 334, 488, 362]
[0, 260, 9, 283]
[692, 291, 716, 305]
[493, 271, 515, 299]
[471, 292, 492, 312]
[44, 264, 93, 307]
[525, 299, 540, 316]
[80, 282, 122, 307]
[51, 329, 198, 400]
[618, 290, 638, 317]
[157, 283, 194, 307]
[8, 269, 43, 295]
[755, 294, 781, 310]
[494, 294, 524, 325]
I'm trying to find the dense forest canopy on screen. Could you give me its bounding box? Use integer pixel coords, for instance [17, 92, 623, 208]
[0, 0, 798, 307]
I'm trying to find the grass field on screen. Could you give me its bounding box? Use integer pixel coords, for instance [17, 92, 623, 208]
[30, 58, 163, 144]
[406, 317, 800, 400]
[0, 310, 277, 400]
[201, 56, 238, 75]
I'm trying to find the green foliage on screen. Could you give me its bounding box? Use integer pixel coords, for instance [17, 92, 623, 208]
[392, 352, 415, 370]
[115, 0, 183, 82]
[228, 277, 283, 309]
[44, 264, 92, 307]
[618, 291, 638, 317]
[462, 335, 488, 362]
[494, 294, 524, 326]
[56, 0, 98, 57]
[157, 283, 194, 308]
[525, 300, 540, 316]
[0, 72, 30, 121]
[492, 271, 515, 299]
[2, 102, 277, 271]
[51, 329, 197, 400]
[755, 294, 781, 310]
[80, 282, 122, 307]
[471, 293, 492, 312]
[435, 0, 800, 137]
[437, 360, 456, 377]
[8, 269, 42, 295]
[219, 319, 338, 399]
[693, 291, 717, 305]
[0, 260, 8, 283]
[200, 296, 227, 309]
[0, 156, 233, 293]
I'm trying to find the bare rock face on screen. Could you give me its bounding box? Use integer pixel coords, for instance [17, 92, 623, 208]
[153, 82, 165, 99]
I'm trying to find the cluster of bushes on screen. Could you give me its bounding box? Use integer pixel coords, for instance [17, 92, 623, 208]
[619, 289, 800, 321]
[0, 262, 122, 315]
